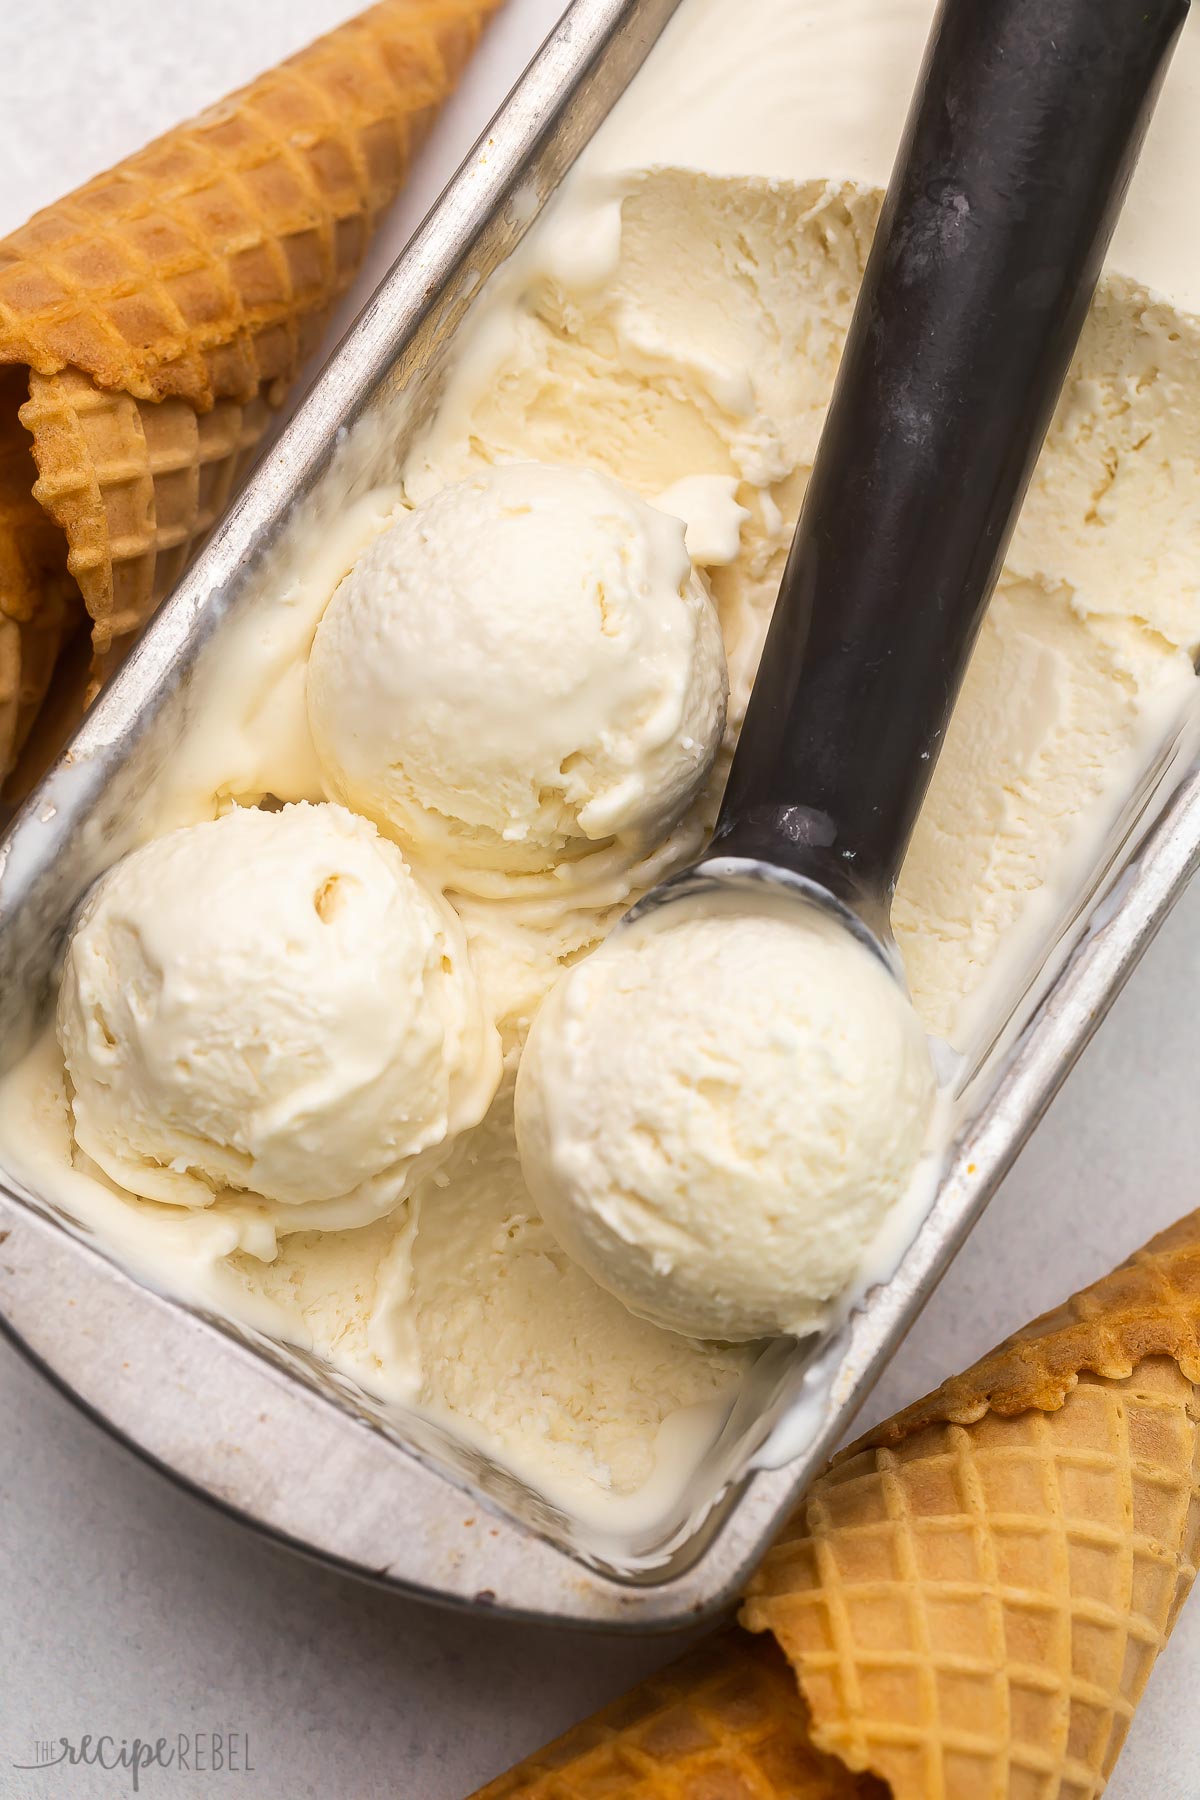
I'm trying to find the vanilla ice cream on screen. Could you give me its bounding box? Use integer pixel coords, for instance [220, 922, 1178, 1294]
[58, 803, 500, 1226]
[413, 171, 1200, 1041]
[3, 0, 1200, 1543]
[408, 1084, 752, 1511]
[307, 463, 728, 891]
[515, 898, 936, 1341]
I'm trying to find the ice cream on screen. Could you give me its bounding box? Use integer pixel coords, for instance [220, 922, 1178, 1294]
[408, 1084, 752, 1512]
[57, 802, 500, 1227]
[307, 462, 728, 892]
[2, 0, 1200, 1545]
[409, 65, 1200, 1048]
[515, 897, 937, 1342]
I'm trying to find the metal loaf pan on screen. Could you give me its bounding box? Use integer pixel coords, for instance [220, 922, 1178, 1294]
[3, 0, 1200, 1629]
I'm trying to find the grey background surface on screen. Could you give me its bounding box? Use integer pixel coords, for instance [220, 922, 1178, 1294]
[3, 2, 1200, 1795]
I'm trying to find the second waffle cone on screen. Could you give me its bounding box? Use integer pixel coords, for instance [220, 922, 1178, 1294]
[476, 1213, 1200, 1800]
[0, 0, 502, 778]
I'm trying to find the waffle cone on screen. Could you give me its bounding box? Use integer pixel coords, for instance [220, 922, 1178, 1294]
[475, 1213, 1200, 1800]
[0, 0, 501, 411]
[0, 0, 500, 778]
[744, 1213, 1200, 1798]
[0, 371, 78, 772]
[474, 1629, 882, 1799]
[19, 368, 271, 669]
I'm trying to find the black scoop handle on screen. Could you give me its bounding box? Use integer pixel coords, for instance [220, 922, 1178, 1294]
[711, 0, 1188, 934]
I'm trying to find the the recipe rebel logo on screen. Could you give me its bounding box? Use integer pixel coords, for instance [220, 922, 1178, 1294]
[10, 1730, 254, 1791]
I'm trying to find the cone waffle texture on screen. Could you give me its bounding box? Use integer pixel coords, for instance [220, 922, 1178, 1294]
[19, 370, 271, 668]
[0, 0, 500, 774]
[473, 1630, 883, 1800]
[0, 0, 500, 409]
[743, 1213, 1200, 1799]
[0, 371, 76, 767]
[472, 1213, 1200, 1800]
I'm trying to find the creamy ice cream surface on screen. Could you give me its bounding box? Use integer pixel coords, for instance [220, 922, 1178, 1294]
[412, 167, 1200, 1042]
[516, 898, 937, 1342]
[408, 1085, 753, 1519]
[2, 0, 1200, 1543]
[307, 462, 727, 893]
[58, 803, 501, 1228]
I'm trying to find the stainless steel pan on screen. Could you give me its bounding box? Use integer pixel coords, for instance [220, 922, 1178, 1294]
[3, 0, 1199, 1627]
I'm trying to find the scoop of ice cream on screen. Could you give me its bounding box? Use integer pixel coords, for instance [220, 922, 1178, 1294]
[514, 898, 937, 1341]
[58, 803, 500, 1223]
[306, 462, 728, 889]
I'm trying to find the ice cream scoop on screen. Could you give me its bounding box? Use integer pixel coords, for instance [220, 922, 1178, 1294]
[307, 462, 727, 892]
[516, 891, 936, 1341]
[58, 803, 501, 1228]
[516, 0, 1188, 1341]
